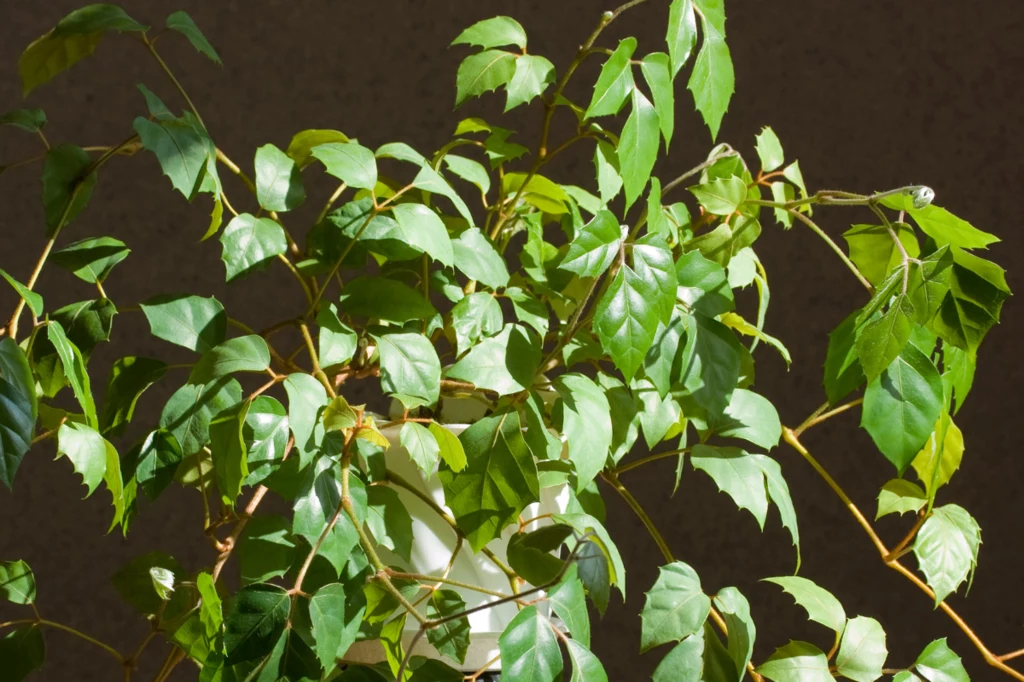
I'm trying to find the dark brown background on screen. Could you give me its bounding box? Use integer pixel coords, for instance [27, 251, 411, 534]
[2, 1, 1023, 680]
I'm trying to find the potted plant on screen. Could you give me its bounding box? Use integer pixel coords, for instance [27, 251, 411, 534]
[0, 2, 1017, 681]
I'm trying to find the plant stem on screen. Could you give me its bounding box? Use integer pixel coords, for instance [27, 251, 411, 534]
[782, 426, 1024, 681]
[142, 36, 205, 128]
[386, 570, 513, 600]
[613, 448, 689, 475]
[794, 399, 863, 436]
[299, 321, 336, 397]
[0, 618, 124, 664]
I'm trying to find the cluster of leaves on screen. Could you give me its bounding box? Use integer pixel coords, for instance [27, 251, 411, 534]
[0, 2, 1011, 682]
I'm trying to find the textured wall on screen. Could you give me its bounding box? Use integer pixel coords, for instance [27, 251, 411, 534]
[1, 1, 1023, 680]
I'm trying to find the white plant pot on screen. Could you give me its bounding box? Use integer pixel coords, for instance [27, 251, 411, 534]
[343, 414, 569, 672]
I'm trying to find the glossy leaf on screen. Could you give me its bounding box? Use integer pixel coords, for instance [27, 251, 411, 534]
[56, 421, 124, 527]
[243, 396, 289, 486]
[914, 638, 969, 682]
[50, 236, 129, 283]
[47, 320, 96, 426]
[309, 582, 361, 671]
[566, 639, 609, 682]
[714, 587, 756, 679]
[375, 332, 442, 408]
[861, 344, 944, 473]
[140, 294, 226, 353]
[0, 339, 36, 489]
[317, 303, 358, 368]
[189, 335, 271, 384]
[449, 292, 503, 357]
[763, 576, 846, 633]
[618, 87, 660, 210]
[452, 228, 509, 288]
[400, 421, 440, 473]
[640, 561, 711, 651]
[41, 144, 97, 234]
[594, 140, 623, 207]
[224, 583, 291, 664]
[445, 324, 539, 395]
[283, 373, 327, 466]
[586, 38, 637, 119]
[437, 411, 539, 551]
[498, 605, 562, 682]
[559, 210, 621, 278]
[836, 616, 888, 682]
[166, 11, 221, 63]
[310, 142, 377, 190]
[881, 195, 999, 250]
[548, 565, 590, 647]
[159, 377, 241, 457]
[676, 250, 734, 317]
[128, 429, 182, 501]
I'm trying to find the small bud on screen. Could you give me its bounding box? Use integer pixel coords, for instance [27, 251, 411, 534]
[602, 10, 614, 22]
[911, 186, 935, 209]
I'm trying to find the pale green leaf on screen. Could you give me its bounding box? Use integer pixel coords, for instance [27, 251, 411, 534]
[876, 479, 927, 520]
[0, 269, 43, 318]
[640, 561, 711, 651]
[756, 641, 832, 682]
[452, 16, 527, 49]
[691, 444, 769, 528]
[554, 373, 612, 491]
[310, 142, 377, 190]
[0, 561, 36, 605]
[763, 576, 846, 633]
[376, 332, 442, 408]
[689, 175, 746, 215]
[913, 504, 981, 605]
[585, 38, 637, 119]
[618, 87, 660, 210]
[836, 616, 888, 682]
[455, 50, 516, 107]
[666, 0, 698, 77]
[506, 54, 555, 111]
[445, 324, 539, 395]
[498, 605, 562, 682]
[754, 126, 784, 172]
[687, 12, 734, 140]
[389, 203, 455, 266]
[914, 638, 969, 682]
[641, 52, 675, 146]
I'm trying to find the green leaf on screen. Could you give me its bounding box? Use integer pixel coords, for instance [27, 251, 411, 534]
[824, 309, 866, 405]
[559, 210, 621, 278]
[111, 552, 185, 616]
[666, 0, 698, 77]
[880, 195, 999, 250]
[282, 373, 327, 466]
[50, 236, 129, 283]
[309, 583, 361, 671]
[443, 154, 491, 194]
[931, 248, 1008, 352]
[908, 248, 954, 326]
[910, 412, 964, 500]
[836, 616, 888, 682]
[224, 583, 291, 664]
[502, 172, 570, 214]
[366, 485, 414, 561]
[0, 108, 46, 132]
[41, 144, 97, 235]
[210, 400, 250, 506]
[554, 512, 627, 604]
[640, 561, 711, 651]
[633, 377, 681, 449]
[452, 227, 509, 288]
[714, 587, 756, 679]
[437, 411, 539, 551]
[680, 311, 742, 417]
[254, 143, 305, 212]
[566, 639, 608, 682]
[310, 142, 377, 190]
[189, 335, 271, 384]
[763, 576, 846, 633]
[426, 589, 471, 665]
[0, 625, 45, 681]
[595, 235, 676, 379]
[455, 50, 517, 107]
[341, 277, 438, 325]
[893, 673, 924, 682]
[691, 444, 769, 528]
[756, 641, 832, 682]
[508, 524, 573, 585]
[128, 430, 182, 501]
[641, 53, 675, 146]
[586, 38, 637, 119]
[19, 5, 146, 95]
[601, 374, 641, 463]
[322, 395, 358, 432]
[287, 129, 350, 168]
[548, 565, 590, 647]
[134, 113, 215, 201]
[47, 320, 96, 426]
[861, 344, 944, 473]
[449, 292, 503, 357]
[56, 422, 124, 528]
[653, 633, 704, 682]
[293, 462, 363, 573]
[618, 87, 661, 210]
[376, 332, 442, 408]
[498, 605, 562, 682]
[913, 504, 981, 605]
[0, 561, 35, 605]
[100, 356, 166, 436]
[166, 11, 221, 64]
[141, 294, 226, 353]
[389, 203, 455, 266]
[452, 16, 527, 49]
[594, 140, 623, 207]
[856, 294, 915, 382]
[0, 339, 36, 489]
[50, 298, 115, 356]
[506, 54, 555, 111]
[843, 223, 920, 288]
[317, 303, 357, 368]
[160, 377, 241, 456]
[0, 270, 43, 319]
[195, 572, 222, 640]
[676, 250, 734, 317]
[755, 454, 801, 568]
[429, 423, 467, 472]
[243, 396, 289, 486]
[400, 421, 440, 473]
[445, 324, 539, 395]
[876, 479, 927, 520]
[554, 374, 612, 492]
[687, 10, 734, 140]
[689, 214, 761, 267]
[755, 126, 785, 172]
[914, 638, 969, 682]
[689, 175, 746, 215]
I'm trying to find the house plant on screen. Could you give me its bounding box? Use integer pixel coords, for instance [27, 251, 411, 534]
[0, 1, 1018, 681]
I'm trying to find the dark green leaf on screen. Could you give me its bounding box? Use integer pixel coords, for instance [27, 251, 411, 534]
[548, 565, 590, 647]
[238, 516, 296, 585]
[366, 485, 414, 562]
[425, 589, 471, 665]
[861, 344, 944, 473]
[445, 324, 540, 395]
[159, 376, 242, 456]
[680, 311, 742, 417]
[50, 236, 129, 283]
[243, 396, 289, 486]
[254, 143, 305, 212]
[41, 144, 97, 235]
[566, 639, 608, 682]
[586, 38, 637, 119]
[843, 223, 920, 288]
[507, 524, 573, 585]
[310, 582, 361, 671]
[111, 551, 185, 615]
[310, 142, 377, 190]
[375, 332, 442, 408]
[618, 87, 660, 210]
[0, 108, 45, 132]
[282, 373, 327, 466]
[452, 16, 527, 49]
[438, 411, 539, 551]
[0, 339, 36, 489]
[455, 50, 516, 107]
[134, 113, 215, 201]
[824, 309, 866, 405]
[881, 195, 999, 250]
[714, 587, 755, 679]
[224, 583, 291, 664]
[166, 11, 221, 64]
[640, 561, 711, 651]
[50, 298, 115, 356]
[219, 213, 289, 282]
[128, 429, 182, 501]
[141, 294, 226, 353]
[0, 625, 45, 681]
[340, 276, 438, 325]
[498, 605, 562, 682]
[908, 248, 954, 326]
[856, 294, 915, 382]
[189, 335, 271, 384]
[317, 303, 358, 368]
[47, 320, 96, 425]
[676, 250, 734, 317]
[653, 632, 703, 682]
